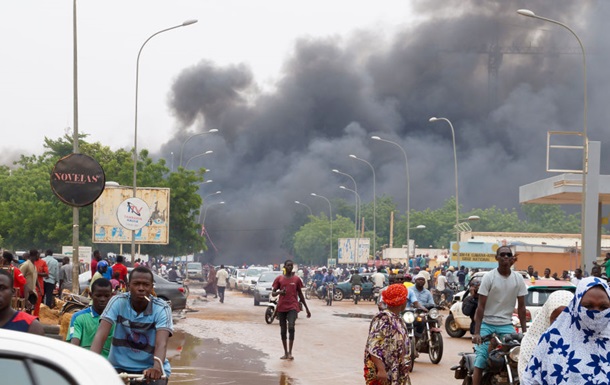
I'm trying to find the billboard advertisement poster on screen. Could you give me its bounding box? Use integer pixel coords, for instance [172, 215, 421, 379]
[338, 238, 370, 264]
[117, 197, 151, 230]
[449, 241, 500, 269]
[92, 186, 170, 244]
[61, 246, 93, 264]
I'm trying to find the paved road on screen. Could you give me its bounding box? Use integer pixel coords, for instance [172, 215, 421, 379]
[169, 284, 473, 385]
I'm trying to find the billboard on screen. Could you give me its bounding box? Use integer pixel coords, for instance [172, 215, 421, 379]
[338, 238, 370, 264]
[92, 186, 170, 244]
[449, 241, 501, 269]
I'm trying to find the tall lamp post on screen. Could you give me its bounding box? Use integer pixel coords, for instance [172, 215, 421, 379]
[202, 201, 226, 225]
[349, 154, 376, 258]
[294, 200, 313, 216]
[179, 129, 219, 167]
[311, 193, 333, 264]
[132, 19, 198, 260]
[428, 117, 460, 266]
[340, 185, 361, 264]
[517, 9, 588, 268]
[371, 136, 411, 257]
[184, 150, 213, 169]
[203, 190, 222, 202]
[333, 169, 359, 236]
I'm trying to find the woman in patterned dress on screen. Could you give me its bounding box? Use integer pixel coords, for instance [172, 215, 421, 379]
[522, 277, 610, 385]
[364, 283, 410, 385]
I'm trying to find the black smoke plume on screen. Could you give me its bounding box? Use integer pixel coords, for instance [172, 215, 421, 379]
[159, 0, 610, 264]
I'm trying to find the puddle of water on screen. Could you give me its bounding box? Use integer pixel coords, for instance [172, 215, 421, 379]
[168, 330, 294, 385]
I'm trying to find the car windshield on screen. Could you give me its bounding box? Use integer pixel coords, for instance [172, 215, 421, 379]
[187, 263, 201, 270]
[259, 272, 280, 282]
[525, 287, 576, 307]
[247, 269, 265, 277]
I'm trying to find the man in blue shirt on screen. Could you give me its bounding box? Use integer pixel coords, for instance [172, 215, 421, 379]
[412, 273, 435, 309]
[91, 266, 173, 385]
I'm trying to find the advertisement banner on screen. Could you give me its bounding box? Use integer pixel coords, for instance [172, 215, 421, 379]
[338, 238, 370, 264]
[449, 241, 500, 268]
[92, 186, 170, 244]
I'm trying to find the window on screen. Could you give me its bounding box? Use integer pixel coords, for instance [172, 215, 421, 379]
[0, 357, 75, 385]
[31, 362, 74, 385]
[0, 358, 32, 385]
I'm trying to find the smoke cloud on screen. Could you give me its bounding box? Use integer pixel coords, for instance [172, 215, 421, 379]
[159, 0, 610, 264]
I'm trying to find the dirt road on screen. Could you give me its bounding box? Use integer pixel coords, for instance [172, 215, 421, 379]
[170, 285, 472, 385]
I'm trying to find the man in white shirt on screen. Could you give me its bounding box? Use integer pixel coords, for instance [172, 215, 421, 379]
[371, 270, 386, 288]
[570, 268, 583, 286]
[436, 270, 451, 302]
[216, 265, 229, 304]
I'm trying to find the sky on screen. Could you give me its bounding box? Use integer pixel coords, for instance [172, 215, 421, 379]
[2, 1, 610, 263]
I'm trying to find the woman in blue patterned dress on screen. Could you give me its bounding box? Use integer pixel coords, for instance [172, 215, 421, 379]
[522, 276, 610, 385]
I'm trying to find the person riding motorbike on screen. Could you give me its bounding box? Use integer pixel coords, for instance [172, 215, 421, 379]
[312, 268, 325, 296]
[322, 269, 338, 298]
[461, 278, 481, 334]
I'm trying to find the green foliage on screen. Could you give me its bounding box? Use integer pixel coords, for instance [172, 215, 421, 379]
[0, 134, 207, 257]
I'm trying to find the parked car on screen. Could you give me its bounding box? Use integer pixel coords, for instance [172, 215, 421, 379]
[242, 266, 271, 293]
[253, 270, 283, 306]
[186, 262, 204, 281]
[79, 268, 187, 311]
[334, 272, 388, 301]
[228, 268, 247, 291]
[445, 276, 576, 338]
[0, 329, 123, 385]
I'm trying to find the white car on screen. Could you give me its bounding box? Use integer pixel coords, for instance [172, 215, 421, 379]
[253, 271, 283, 306]
[0, 329, 123, 385]
[228, 268, 247, 291]
[445, 277, 577, 338]
[242, 267, 271, 293]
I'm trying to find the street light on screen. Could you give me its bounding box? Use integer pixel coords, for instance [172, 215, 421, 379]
[517, 9, 588, 268]
[179, 129, 219, 167]
[333, 169, 359, 235]
[294, 200, 313, 216]
[203, 191, 222, 202]
[349, 154, 376, 257]
[455, 216, 480, 234]
[311, 193, 333, 263]
[202, 201, 225, 225]
[184, 150, 213, 169]
[132, 19, 198, 260]
[429, 117, 460, 266]
[371, 136, 411, 256]
[410, 225, 426, 230]
[339, 185, 361, 262]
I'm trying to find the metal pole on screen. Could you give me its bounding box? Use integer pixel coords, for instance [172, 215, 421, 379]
[340, 186, 361, 264]
[311, 193, 333, 264]
[132, 20, 198, 262]
[429, 118, 459, 267]
[350, 155, 376, 259]
[71, 0, 80, 293]
[517, 9, 588, 268]
[294, 201, 313, 216]
[333, 169, 358, 237]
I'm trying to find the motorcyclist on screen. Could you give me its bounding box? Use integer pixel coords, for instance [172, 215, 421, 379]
[412, 273, 435, 309]
[461, 278, 481, 334]
[322, 269, 338, 298]
[349, 269, 362, 287]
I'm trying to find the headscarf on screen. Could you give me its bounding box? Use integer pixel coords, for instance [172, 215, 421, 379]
[521, 277, 610, 385]
[518, 290, 574, 380]
[382, 283, 407, 307]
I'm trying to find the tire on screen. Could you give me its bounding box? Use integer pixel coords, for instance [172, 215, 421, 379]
[429, 332, 444, 364]
[327, 292, 333, 306]
[462, 376, 473, 385]
[305, 287, 311, 300]
[62, 303, 87, 315]
[334, 289, 344, 302]
[265, 307, 275, 324]
[445, 314, 467, 338]
[354, 295, 359, 305]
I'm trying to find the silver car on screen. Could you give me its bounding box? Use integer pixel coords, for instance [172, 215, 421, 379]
[253, 271, 282, 306]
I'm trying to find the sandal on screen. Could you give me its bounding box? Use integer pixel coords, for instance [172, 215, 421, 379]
[288, 354, 294, 360]
[280, 354, 289, 360]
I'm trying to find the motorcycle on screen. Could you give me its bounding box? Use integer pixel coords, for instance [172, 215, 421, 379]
[402, 306, 444, 371]
[372, 286, 381, 303]
[325, 283, 334, 306]
[451, 333, 522, 385]
[264, 292, 279, 324]
[59, 292, 90, 316]
[353, 284, 362, 304]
